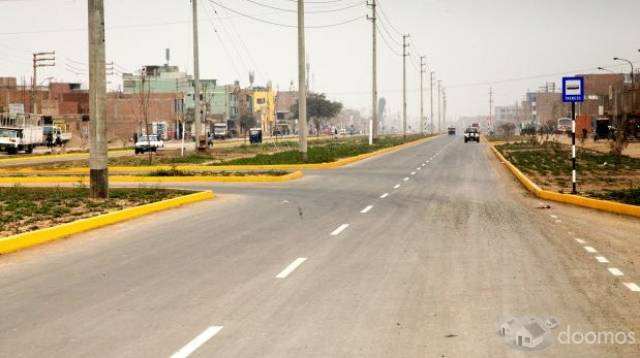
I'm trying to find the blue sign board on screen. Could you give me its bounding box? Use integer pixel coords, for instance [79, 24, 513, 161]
[562, 76, 584, 103]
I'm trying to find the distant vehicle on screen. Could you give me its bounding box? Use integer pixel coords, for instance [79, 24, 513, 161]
[448, 127, 456, 136]
[338, 128, 347, 136]
[471, 123, 480, 129]
[43, 125, 72, 146]
[593, 118, 610, 141]
[464, 127, 480, 143]
[557, 117, 572, 134]
[0, 113, 43, 154]
[212, 122, 230, 140]
[135, 134, 164, 154]
[249, 128, 262, 144]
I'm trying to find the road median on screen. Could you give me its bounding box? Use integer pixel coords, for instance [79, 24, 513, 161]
[489, 143, 640, 219]
[0, 190, 214, 255]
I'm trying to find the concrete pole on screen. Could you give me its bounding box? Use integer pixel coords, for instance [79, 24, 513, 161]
[402, 34, 409, 139]
[437, 80, 442, 133]
[298, 0, 308, 160]
[192, 0, 203, 150]
[88, 0, 108, 198]
[368, 0, 378, 140]
[420, 56, 425, 135]
[430, 71, 434, 133]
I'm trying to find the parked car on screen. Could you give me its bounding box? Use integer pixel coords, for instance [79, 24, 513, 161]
[135, 134, 164, 154]
[464, 127, 480, 143]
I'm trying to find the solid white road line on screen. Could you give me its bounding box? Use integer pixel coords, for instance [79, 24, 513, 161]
[394, 184, 401, 189]
[380, 193, 389, 199]
[361, 205, 373, 214]
[584, 246, 598, 253]
[623, 282, 640, 292]
[608, 268, 624, 277]
[575, 238, 586, 244]
[595, 256, 609, 263]
[276, 258, 308, 279]
[331, 224, 350, 236]
[403, 177, 409, 181]
[170, 326, 224, 358]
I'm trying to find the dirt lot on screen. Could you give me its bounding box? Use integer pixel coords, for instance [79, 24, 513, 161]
[0, 187, 188, 237]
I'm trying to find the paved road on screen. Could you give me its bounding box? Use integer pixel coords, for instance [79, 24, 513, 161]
[1, 136, 639, 357]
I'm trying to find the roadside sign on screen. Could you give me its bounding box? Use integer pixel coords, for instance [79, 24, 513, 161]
[8, 103, 24, 114]
[562, 76, 584, 103]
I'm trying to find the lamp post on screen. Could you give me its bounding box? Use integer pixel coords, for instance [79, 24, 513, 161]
[613, 57, 634, 87]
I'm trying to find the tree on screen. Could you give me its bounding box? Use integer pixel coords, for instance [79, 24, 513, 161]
[498, 122, 516, 136]
[291, 93, 343, 136]
[239, 113, 257, 138]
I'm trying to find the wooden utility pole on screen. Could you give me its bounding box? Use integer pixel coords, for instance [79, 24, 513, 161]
[88, 0, 108, 198]
[192, 0, 204, 150]
[298, 0, 308, 160]
[402, 34, 409, 139]
[367, 0, 378, 141]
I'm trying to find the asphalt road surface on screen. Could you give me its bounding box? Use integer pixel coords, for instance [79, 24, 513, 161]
[1, 136, 639, 357]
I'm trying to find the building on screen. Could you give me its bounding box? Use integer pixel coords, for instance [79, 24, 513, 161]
[252, 87, 275, 134]
[275, 90, 298, 133]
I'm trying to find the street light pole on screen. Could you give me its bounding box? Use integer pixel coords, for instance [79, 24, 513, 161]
[597, 67, 615, 74]
[613, 57, 634, 87]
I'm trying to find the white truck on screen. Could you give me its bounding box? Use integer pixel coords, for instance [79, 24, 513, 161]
[0, 114, 43, 154]
[134, 134, 164, 154]
[212, 122, 230, 140]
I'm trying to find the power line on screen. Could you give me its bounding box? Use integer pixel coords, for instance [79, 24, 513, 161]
[376, 0, 402, 36]
[240, 0, 364, 14]
[202, 1, 244, 80]
[207, 0, 363, 29]
[375, 23, 401, 57]
[375, 10, 402, 46]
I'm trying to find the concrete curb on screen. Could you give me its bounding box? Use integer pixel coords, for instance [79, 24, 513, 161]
[489, 144, 640, 219]
[0, 149, 131, 164]
[0, 171, 304, 184]
[0, 190, 214, 255]
[2, 135, 442, 174]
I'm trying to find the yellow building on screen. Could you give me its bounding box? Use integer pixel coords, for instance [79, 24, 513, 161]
[252, 88, 276, 134]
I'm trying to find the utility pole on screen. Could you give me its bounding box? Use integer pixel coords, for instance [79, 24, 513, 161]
[489, 87, 494, 133]
[402, 34, 409, 139]
[31, 51, 56, 113]
[297, 0, 308, 160]
[367, 0, 378, 141]
[430, 71, 434, 133]
[442, 87, 447, 129]
[420, 56, 426, 135]
[88, 0, 108, 198]
[192, 0, 204, 150]
[437, 80, 442, 133]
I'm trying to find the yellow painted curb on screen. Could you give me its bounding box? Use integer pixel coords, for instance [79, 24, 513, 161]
[0, 190, 214, 255]
[3, 135, 443, 174]
[0, 149, 131, 164]
[0, 171, 304, 184]
[490, 144, 640, 219]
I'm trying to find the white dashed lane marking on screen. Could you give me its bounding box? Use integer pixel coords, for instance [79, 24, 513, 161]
[595, 256, 609, 263]
[170, 326, 224, 358]
[380, 193, 389, 199]
[331, 224, 350, 236]
[276, 258, 308, 279]
[608, 268, 624, 277]
[623, 282, 640, 292]
[575, 238, 586, 244]
[394, 184, 401, 189]
[403, 177, 409, 182]
[360, 205, 373, 214]
[584, 246, 598, 253]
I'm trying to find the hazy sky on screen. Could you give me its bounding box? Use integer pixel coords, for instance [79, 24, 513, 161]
[1, 0, 639, 127]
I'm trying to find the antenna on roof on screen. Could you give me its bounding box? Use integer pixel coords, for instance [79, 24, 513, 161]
[165, 48, 170, 66]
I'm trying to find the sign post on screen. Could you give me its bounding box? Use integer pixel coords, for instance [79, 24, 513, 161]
[562, 76, 584, 194]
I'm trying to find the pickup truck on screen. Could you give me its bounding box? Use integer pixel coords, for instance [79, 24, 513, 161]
[464, 127, 480, 143]
[135, 134, 164, 154]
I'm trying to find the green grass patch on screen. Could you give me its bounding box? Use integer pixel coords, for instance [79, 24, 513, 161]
[0, 187, 188, 237]
[146, 169, 289, 177]
[587, 189, 640, 206]
[217, 134, 429, 166]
